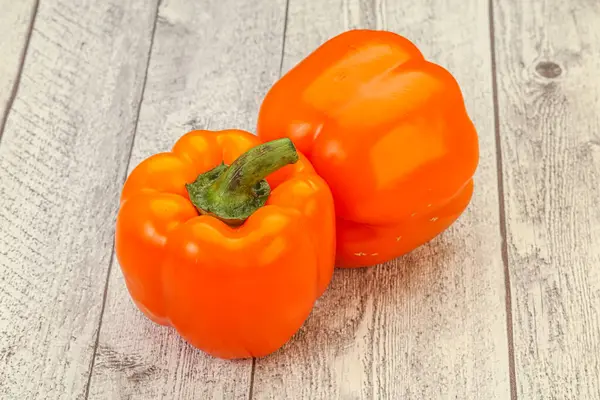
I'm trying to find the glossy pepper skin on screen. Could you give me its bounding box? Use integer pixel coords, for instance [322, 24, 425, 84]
[257, 29, 479, 268]
[115, 129, 335, 359]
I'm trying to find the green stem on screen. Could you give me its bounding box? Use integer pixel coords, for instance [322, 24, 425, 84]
[185, 138, 299, 226]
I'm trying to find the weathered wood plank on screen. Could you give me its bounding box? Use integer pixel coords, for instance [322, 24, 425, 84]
[0, 0, 37, 135]
[493, 0, 600, 398]
[251, 0, 512, 398]
[0, 0, 158, 398]
[86, 0, 287, 398]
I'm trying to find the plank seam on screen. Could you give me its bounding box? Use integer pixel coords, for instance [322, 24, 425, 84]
[0, 0, 40, 146]
[247, 358, 257, 400]
[488, 1, 518, 399]
[82, 1, 162, 398]
[278, 0, 291, 77]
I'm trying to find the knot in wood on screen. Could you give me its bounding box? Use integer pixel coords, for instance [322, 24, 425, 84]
[535, 61, 563, 79]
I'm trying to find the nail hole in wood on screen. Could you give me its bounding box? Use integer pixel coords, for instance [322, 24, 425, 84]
[535, 61, 562, 79]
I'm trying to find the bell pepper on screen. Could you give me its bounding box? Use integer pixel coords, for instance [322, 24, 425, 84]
[115, 129, 336, 359]
[257, 29, 479, 268]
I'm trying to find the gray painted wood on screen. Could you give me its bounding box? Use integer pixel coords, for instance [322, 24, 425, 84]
[494, 0, 600, 398]
[86, 0, 287, 398]
[0, 0, 157, 398]
[1, 0, 594, 397]
[252, 0, 512, 398]
[0, 0, 37, 134]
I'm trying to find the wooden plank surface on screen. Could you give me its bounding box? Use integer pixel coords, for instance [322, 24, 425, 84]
[252, 0, 512, 398]
[0, 0, 157, 398]
[1, 0, 595, 398]
[493, 0, 600, 398]
[0, 0, 38, 134]
[86, 0, 287, 398]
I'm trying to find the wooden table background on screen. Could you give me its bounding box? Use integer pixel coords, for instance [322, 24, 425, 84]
[1, 0, 599, 399]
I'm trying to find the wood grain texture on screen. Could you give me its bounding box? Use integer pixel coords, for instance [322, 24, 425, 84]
[251, 0, 512, 399]
[0, 0, 37, 135]
[86, 0, 287, 398]
[493, 0, 600, 398]
[0, 0, 157, 398]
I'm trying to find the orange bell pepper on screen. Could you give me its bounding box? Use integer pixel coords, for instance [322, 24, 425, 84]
[257, 29, 479, 268]
[115, 129, 335, 359]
